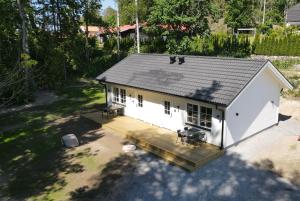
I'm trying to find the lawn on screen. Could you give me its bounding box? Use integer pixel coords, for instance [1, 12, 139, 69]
[273, 59, 300, 98]
[0, 81, 120, 200]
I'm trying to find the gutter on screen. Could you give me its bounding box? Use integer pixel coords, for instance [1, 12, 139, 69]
[98, 80, 227, 108]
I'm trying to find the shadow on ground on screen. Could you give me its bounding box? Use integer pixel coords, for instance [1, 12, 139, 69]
[278, 113, 292, 122]
[69, 151, 300, 201]
[0, 109, 104, 200]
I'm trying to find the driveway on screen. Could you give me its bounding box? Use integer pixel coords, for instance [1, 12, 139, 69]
[73, 117, 300, 201]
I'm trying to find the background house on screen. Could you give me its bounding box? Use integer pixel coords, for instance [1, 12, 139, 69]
[80, 24, 149, 43]
[286, 3, 300, 26]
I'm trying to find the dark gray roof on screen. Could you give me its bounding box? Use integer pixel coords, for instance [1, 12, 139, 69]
[287, 4, 300, 23]
[96, 54, 268, 106]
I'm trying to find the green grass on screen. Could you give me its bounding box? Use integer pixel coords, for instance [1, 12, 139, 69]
[273, 59, 300, 70]
[0, 81, 105, 200]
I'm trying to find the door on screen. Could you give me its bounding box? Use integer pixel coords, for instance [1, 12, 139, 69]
[170, 101, 183, 131]
[125, 89, 137, 118]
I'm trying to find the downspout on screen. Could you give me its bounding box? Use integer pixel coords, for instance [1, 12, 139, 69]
[220, 110, 225, 149]
[104, 84, 108, 108]
[216, 104, 225, 149]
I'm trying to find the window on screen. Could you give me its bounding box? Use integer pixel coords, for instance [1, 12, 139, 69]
[113, 87, 119, 102]
[200, 107, 212, 128]
[187, 103, 198, 125]
[164, 101, 170, 115]
[120, 89, 126, 104]
[138, 95, 143, 107]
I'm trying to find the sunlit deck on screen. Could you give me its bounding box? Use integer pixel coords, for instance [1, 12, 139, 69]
[83, 112, 224, 171]
[104, 116, 224, 171]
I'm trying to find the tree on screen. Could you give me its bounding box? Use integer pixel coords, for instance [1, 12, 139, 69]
[81, 0, 102, 62]
[147, 0, 211, 54]
[103, 6, 117, 26]
[225, 0, 256, 32]
[117, 0, 153, 25]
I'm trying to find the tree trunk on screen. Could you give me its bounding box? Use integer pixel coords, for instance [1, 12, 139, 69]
[85, 0, 90, 63]
[17, 0, 30, 102]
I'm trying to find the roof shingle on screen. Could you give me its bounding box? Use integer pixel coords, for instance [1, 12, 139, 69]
[96, 54, 268, 106]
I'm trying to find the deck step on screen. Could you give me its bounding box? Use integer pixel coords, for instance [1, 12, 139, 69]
[127, 135, 207, 171]
[101, 117, 224, 171]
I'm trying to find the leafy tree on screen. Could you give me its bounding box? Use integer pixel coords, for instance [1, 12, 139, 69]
[225, 0, 256, 32]
[147, 0, 211, 54]
[103, 6, 117, 26]
[117, 0, 153, 25]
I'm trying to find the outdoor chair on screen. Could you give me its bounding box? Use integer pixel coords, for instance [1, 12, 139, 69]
[176, 130, 184, 144]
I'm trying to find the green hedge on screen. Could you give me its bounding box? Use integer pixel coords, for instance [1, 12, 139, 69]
[189, 35, 252, 58]
[253, 35, 300, 56]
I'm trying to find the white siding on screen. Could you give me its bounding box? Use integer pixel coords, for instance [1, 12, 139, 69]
[224, 67, 282, 147]
[106, 84, 223, 147]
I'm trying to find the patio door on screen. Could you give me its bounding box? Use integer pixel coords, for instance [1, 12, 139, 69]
[125, 89, 137, 118]
[170, 101, 183, 131]
[162, 101, 182, 131]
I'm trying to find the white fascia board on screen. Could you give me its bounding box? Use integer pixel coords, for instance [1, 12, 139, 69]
[226, 64, 266, 109]
[266, 61, 294, 90]
[227, 61, 293, 109]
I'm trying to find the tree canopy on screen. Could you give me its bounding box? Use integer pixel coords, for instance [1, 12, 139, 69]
[117, 0, 153, 25]
[225, 0, 256, 31]
[103, 6, 117, 26]
[147, 0, 211, 54]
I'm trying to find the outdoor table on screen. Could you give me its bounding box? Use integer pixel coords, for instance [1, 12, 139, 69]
[181, 127, 206, 144]
[101, 104, 125, 119]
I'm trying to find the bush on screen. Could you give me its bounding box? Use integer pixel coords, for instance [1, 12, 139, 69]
[253, 34, 300, 56]
[189, 34, 251, 57]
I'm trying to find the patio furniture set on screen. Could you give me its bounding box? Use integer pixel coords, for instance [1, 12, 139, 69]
[101, 103, 125, 119]
[176, 127, 206, 145]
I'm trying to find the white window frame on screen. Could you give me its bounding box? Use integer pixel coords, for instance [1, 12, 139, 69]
[120, 89, 126, 104]
[187, 103, 198, 125]
[138, 95, 143, 107]
[113, 87, 119, 102]
[164, 101, 170, 115]
[200, 106, 212, 129]
[186, 103, 212, 130]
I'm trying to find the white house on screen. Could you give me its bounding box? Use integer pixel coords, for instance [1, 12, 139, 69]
[96, 54, 293, 148]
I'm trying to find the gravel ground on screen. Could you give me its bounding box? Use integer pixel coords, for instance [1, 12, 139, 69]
[102, 118, 300, 201]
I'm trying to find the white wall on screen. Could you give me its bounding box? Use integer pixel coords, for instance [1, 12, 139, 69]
[106, 84, 223, 147]
[224, 66, 282, 147]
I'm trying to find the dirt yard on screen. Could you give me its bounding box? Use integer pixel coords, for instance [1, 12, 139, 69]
[24, 118, 134, 201]
[280, 97, 300, 122]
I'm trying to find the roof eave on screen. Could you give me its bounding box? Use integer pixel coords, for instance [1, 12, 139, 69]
[98, 80, 228, 107]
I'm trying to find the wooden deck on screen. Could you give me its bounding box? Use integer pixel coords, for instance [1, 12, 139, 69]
[84, 113, 224, 171]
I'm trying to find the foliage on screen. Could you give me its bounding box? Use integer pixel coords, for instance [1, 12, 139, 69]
[117, 0, 153, 25]
[273, 59, 300, 69]
[103, 37, 134, 53]
[263, 0, 300, 25]
[189, 34, 251, 57]
[140, 38, 167, 53]
[82, 0, 103, 26]
[253, 34, 300, 56]
[147, 0, 211, 54]
[0, 0, 106, 106]
[103, 6, 117, 27]
[225, 0, 256, 31]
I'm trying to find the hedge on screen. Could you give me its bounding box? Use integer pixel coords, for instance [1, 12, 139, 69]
[253, 35, 300, 56]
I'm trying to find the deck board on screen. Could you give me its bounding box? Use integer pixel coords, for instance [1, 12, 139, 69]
[93, 115, 224, 171]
